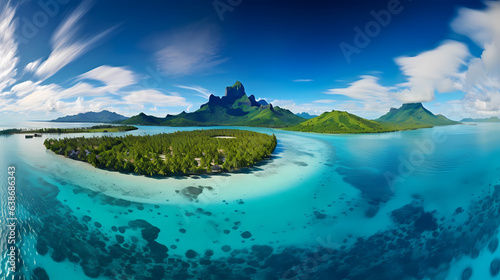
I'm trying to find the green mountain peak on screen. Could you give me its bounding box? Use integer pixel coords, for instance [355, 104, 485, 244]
[122, 82, 305, 128]
[376, 102, 457, 126]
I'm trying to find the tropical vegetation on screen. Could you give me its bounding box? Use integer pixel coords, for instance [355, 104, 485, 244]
[43, 129, 277, 176]
[286, 103, 459, 134]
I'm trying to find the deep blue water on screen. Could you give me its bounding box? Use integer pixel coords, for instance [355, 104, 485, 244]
[2, 122, 500, 279]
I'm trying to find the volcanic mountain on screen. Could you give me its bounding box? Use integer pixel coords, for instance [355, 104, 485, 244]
[121, 81, 306, 127]
[376, 103, 458, 127]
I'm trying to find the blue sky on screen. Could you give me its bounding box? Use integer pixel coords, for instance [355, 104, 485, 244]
[0, 0, 499, 121]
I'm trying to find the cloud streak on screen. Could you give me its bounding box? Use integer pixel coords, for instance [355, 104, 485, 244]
[175, 85, 213, 99]
[0, 3, 19, 93]
[28, 1, 115, 81]
[122, 89, 190, 108]
[155, 23, 227, 76]
[79, 65, 138, 92]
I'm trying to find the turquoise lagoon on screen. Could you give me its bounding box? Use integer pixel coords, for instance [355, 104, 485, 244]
[2, 122, 500, 279]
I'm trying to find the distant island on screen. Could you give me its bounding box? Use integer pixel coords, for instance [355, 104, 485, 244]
[461, 116, 500, 122]
[376, 103, 458, 127]
[51, 110, 128, 123]
[50, 82, 462, 135]
[286, 103, 459, 134]
[44, 129, 277, 176]
[0, 125, 138, 135]
[295, 112, 318, 119]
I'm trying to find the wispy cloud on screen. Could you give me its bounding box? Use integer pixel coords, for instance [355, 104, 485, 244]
[324, 76, 398, 117]
[23, 59, 41, 73]
[27, 1, 116, 81]
[326, 75, 394, 101]
[293, 79, 313, 82]
[175, 85, 213, 99]
[313, 99, 336, 103]
[155, 23, 228, 76]
[0, 3, 19, 93]
[79, 65, 138, 92]
[122, 89, 190, 108]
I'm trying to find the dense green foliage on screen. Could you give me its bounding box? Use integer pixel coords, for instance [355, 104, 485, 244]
[44, 129, 277, 176]
[121, 82, 306, 128]
[0, 125, 137, 135]
[376, 103, 458, 126]
[461, 116, 500, 122]
[285, 110, 396, 134]
[287, 103, 459, 134]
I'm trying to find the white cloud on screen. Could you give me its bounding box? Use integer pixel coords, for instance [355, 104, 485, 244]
[122, 89, 190, 107]
[10, 80, 38, 97]
[313, 99, 336, 104]
[324, 75, 398, 116]
[30, 2, 115, 81]
[447, 2, 500, 116]
[24, 59, 41, 73]
[394, 40, 469, 103]
[293, 79, 313, 82]
[175, 85, 213, 99]
[156, 23, 227, 76]
[0, 3, 19, 93]
[79, 65, 138, 92]
[325, 75, 394, 101]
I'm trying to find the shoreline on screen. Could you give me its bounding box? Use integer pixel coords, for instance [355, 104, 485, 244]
[47, 149, 276, 179]
[37, 130, 328, 204]
[44, 129, 277, 179]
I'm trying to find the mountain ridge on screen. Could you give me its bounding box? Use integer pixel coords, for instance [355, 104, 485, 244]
[461, 116, 500, 122]
[287, 102, 458, 134]
[295, 112, 318, 119]
[122, 81, 305, 128]
[51, 110, 128, 123]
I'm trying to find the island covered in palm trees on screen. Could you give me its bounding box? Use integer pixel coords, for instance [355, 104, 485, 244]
[43, 129, 277, 176]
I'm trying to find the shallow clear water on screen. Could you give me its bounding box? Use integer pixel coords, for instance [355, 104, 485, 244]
[1, 122, 500, 279]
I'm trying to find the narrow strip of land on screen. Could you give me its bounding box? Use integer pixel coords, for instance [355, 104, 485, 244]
[0, 125, 138, 135]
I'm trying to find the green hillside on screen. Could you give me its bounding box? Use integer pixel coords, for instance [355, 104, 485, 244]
[121, 112, 163, 125]
[286, 103, 459, 134]
[286, 110, 393, 134]
[376, 103, 458, 127]
[121, 82, 305, 128]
